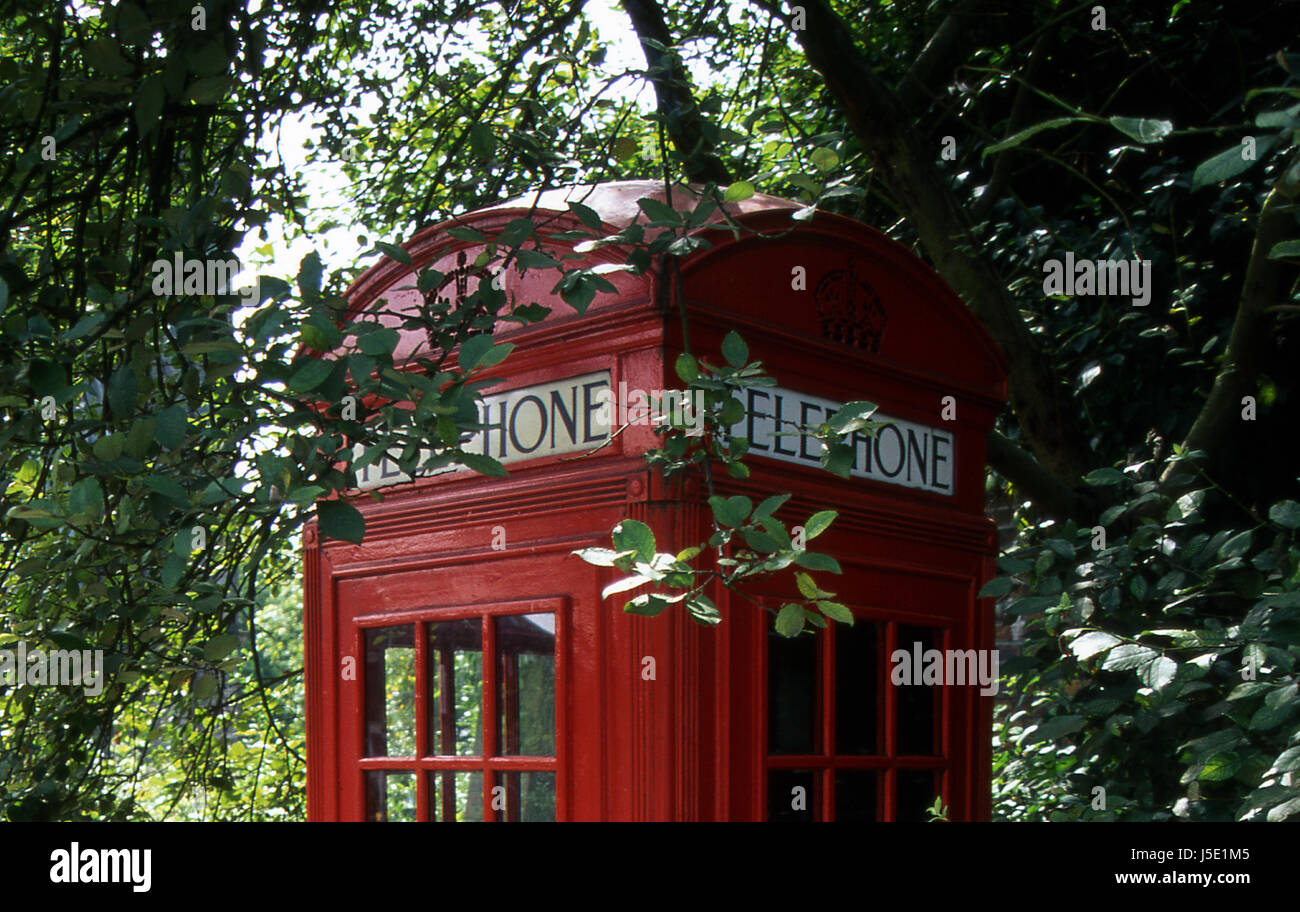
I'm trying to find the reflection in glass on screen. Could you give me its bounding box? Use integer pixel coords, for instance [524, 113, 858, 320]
[768, 627, 818, 755]
[897, 770, 940, 822]
[767, 769, 817, 822]
[496, 613, 555, 756]
[498, 771, 557, 821]
[364, 626, 415, 757]
[427, 619, 483, 756]
[897, 625, 940, 756]
[836, 620, 880, 755]
[364, 771, 416, 822]
[834, 771, 878, 821]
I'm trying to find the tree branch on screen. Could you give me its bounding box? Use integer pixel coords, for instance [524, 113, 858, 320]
[759, 0, 1094, 492]
[1163, 154, 1300, 484]
[619, 0, 733, 184]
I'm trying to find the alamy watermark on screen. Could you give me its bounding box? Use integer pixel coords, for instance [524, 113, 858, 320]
[1042, 253, 1152, 306]
[594, 382, 706, 436]
[890, 642, 1000, 696]
[0, 642, 104, 696]
[150, 253, 260, 306]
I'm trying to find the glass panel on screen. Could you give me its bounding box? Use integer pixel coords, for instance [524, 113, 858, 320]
[427, 619, 483, 756]
[834, 770, 878, 822]
[497, 771, 557, 821]
[496, 613, 556, 756]
[364, 771, 416, 822]
[896, 624, 940, 756]
[896, 770, 941, 822]
[426, 771, 484, 822]
[768, 626, 818, 755]
[767, 769, 817, 822]
[454, 771, 484, 822]
[836, 620, 880, 754]
[363, 626, 415, 757]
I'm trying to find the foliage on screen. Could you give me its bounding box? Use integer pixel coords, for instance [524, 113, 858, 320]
[993, 448, 1300, 821]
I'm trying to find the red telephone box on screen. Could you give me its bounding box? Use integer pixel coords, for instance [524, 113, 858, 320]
[303, 181, 1007, 821]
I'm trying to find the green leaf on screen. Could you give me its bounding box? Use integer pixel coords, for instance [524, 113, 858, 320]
[675, 352, 699, 384]
[721, 330, 748, 367]
[1083, 467, 1126, 486]
[723, 181, 755, 202]
[161, 553, 186, 589]
[1107, 116, 1173, 143]
[457, 334, 496, 371]
[358, 327, 400, 357]
[68, 477, 103, 516]
[794, 551, 841, 573]
[288, 357, 334, 392]
[1191, 135, 1278, 189]
[28, 360, 68, 397]
[446, 226, 487, 243]
[1139, 655, 1178, 690]
[203, 634, 240, 662]
[775, 603, 805, 637]
[513, 248, 559, 270]
[817, 600, 854, 624]
[92, 433, 125, 463]
[1069, 631, 1121, 660]
[603, 575, 650, 598]
[457, 452, 508, 477]
[107, 364, 137, 417]
[708, 495, 751, 528]
[374, 242, 412, 266]
[1268, 500, 1300, 528]
[983, 117, 1087, 158]
[612, 519, 655, 563]
[685, 595, 721, 626]
[155, 405, 187, 449]
[977, 576, 1014, 599]
[573, 547, 622, 567]
[1031, 714, 1085, 742]
[318, 500, 366, 544]
[636, 197, 682, 224]
[1102, 643, 1158, 671]
[623, 593, 668, 616]
[1217, 530, 1253, 560]
[1198, 752, 1240, 781]
[825, 401, 878, 434]
[297, 251, 323, 299]
[1269, 239, 1300, 260]
[804, 510, 837, 540]
[141, 475, 188, 506]
[753, 494, 791, 521]
[810, 148, 839, 172]
[567, 202, 604, 230]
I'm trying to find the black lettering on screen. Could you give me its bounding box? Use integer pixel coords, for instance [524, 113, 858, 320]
[852, 430, 870, 472]
[481, 401, 508, 457]
[931, 434, 952, 491]
[380, 454, 403, 478]
[509, 395, 547, 454]
[772, 394, 796, 456]
[906, 427, 928, 484]
[874, 423, 905, 477]
[550, 387, 578, 447]
[747, 389, 771, 451]
[583, 380, 609, 443]
[799, 401, 822, 460]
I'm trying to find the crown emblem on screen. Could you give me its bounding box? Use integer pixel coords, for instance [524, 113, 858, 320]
[815, 262, 886, 353]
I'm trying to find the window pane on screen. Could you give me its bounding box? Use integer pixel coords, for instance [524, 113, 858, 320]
[496, 613, 555, 756]
[497, 771, 557, 821]
[767, 769, 817, 822]
[768, 627, 818, 755]
[896, 770, 941, 822]
[364, 771, 416, 822]
[364, 626, 415, 757]
[836, 620, 881, 754]
[427, 619, 483, 756]
[426, 771, 485, 822]
[834, 771, 878, 822]
[454, 771, 484, 822]
[897, 624, 940, 756]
